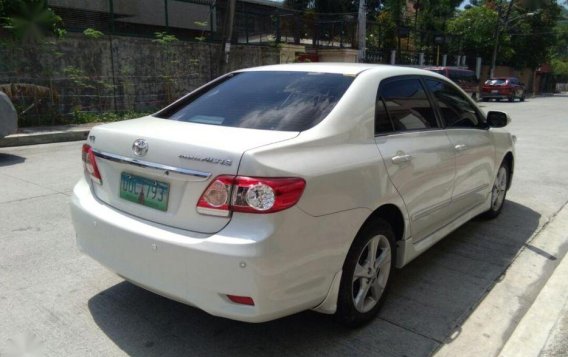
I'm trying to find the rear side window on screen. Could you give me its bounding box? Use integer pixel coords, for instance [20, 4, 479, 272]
[156, 71, 354, 131]
[425, 79, 485, 129]
[485, 79, 507, 85]
[377, 78, 438, 132]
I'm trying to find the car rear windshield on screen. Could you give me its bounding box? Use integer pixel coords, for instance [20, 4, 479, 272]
[485, 79, 507, 85]
[155, 71, 354, 131]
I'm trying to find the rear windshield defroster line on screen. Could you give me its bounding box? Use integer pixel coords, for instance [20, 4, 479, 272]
[154, 71, 354, 132]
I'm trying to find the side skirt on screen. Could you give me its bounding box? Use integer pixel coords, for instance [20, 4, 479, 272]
[396, 195, 492, 268]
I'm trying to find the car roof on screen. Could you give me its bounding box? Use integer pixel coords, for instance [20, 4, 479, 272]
[237, 63, 440, 77]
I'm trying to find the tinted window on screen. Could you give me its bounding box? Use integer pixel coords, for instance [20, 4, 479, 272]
[425, 79, 485, 129]
[158, 71, 354, 131]
[380, 79, 438, 131]
[375, 96, 394, 134]
[486, 79, 507, 85]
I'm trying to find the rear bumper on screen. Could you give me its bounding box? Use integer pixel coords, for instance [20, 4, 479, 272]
[481, 92, 513, 99]
[71, 179, 366, 322]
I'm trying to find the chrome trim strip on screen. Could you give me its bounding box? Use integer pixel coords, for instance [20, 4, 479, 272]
[92, 149, 211, 179]
[412, 198, 452, 221]
[452, 183, 490, 201]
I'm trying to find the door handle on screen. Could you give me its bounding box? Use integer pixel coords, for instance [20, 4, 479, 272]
[392, 154, 413, 164]
[454, 144, 468, 151]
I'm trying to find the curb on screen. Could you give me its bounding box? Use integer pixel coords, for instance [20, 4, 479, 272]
[499, 242, 568, 356]
[0, 128, 93, 148]
[436, 202, 568, 357]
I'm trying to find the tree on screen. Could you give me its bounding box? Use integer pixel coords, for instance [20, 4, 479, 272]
[447, 6, 500, 60]
[0, 0, 64, 43]
[508, 0, 561, 69]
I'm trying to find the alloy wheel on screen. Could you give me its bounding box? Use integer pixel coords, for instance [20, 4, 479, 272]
[352, 235, 392, 313]
[491, 166, 507, 211]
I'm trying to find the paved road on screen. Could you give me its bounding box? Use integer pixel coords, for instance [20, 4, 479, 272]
[1, 96, 567, 356]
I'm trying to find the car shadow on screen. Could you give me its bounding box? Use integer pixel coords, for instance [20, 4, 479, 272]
[0, 153, 25, 167]
[87, 200, 540, 356]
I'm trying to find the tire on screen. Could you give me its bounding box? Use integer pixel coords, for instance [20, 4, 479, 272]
[482, 162, 509, 219]
[482, 98, 489, 102]
[335, 218, 396, 327]
[508, 96, 514, 102]
[520, 92, 525, 102]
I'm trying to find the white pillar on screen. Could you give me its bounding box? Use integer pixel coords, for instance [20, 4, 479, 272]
[390, 50, 396, 65]
[476, 57, 482, 79]
[419, 52, 425, 66]
[442, 54, 447, 67]
[456, 55, 461, 66]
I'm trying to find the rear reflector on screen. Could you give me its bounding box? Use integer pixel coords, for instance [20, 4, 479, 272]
[197, 176, 306, 216]
[81, 144, 102, 184]
[227, 295, 255, 306]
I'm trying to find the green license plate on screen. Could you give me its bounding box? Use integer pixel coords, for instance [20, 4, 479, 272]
[120, 173, 169, 211]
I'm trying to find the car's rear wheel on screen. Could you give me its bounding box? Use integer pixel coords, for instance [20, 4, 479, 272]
[335, 218, 395, 326]
[508, 96, 514, 102]
[482, 98, 489, 102]
[482, 163, 509, 219]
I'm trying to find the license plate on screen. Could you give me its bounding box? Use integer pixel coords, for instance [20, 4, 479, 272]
[120, 173, 169, 211]
[491, 90, 498, 93]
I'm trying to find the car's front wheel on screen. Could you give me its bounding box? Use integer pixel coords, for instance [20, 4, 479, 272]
[335, 218, 396, 326]
[482, 163, 509, 219]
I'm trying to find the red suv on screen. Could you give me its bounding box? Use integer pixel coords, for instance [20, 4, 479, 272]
[424, 67, 480, 100]
[481, 77, 526, 102]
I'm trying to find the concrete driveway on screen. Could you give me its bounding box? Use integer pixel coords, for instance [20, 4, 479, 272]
[0, 96, 567, 356]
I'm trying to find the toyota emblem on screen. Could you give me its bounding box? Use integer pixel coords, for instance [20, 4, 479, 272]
[132, 139, 148, 157]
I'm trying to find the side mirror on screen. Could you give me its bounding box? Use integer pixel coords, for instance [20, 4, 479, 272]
[487, 111, 510, 128]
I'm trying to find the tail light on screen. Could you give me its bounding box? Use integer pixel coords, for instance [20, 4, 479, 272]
[197, 175, 306, 216]
[82, 144, 102, 184]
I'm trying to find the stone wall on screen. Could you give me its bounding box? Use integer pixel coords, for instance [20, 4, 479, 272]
[0, 34, 286, 125]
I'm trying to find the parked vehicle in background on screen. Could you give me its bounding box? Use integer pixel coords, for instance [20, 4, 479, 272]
[424, 66, 480, 100]
[0, 91, 17, 138]
[481, 77, 526, 102]
[71, 64, 515, 326]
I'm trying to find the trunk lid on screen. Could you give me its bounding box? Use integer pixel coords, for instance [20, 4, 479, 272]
[88, 116, 299, 233]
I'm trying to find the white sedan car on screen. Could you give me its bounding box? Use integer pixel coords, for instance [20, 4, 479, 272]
[71, 63, 515, 326]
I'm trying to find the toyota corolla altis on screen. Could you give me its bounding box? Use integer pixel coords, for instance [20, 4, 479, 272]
[71, 63, 515, 326]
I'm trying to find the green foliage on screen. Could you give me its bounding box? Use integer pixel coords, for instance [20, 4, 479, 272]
[448, 6, 499, 59]
[508, 0, 561, 69]
[0, 0, 63, 43]
[63, 66, 94, 89]
[153, 31, 178, 45]
[550, 22, 568, 78]
[194, 20, 208, 42]
[83, 28, 104, 39]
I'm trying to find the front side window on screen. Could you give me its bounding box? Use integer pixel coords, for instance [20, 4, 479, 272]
[156, 71, 354, 132]
[425, 79, 485, 129]
[376, 78, 438, 132]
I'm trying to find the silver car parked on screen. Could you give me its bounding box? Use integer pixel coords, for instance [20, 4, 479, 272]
[71, 63, 515, 326]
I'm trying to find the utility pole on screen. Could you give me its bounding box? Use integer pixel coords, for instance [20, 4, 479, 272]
[218, 0, 236, 75]
[490, 0, 515, 78]
[358, 0, 366, 62]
